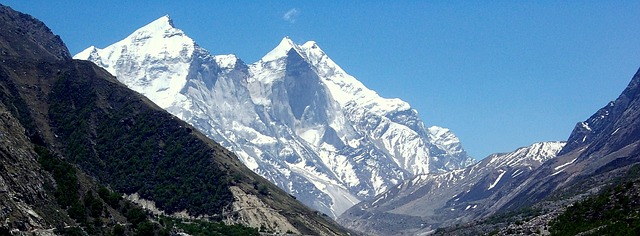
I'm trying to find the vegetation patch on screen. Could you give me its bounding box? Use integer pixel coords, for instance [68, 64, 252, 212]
[48, 72, 234, 216]
[549, 177, 640, 235]
[36, 144, 254, 235]
[160, 217, 259, 236]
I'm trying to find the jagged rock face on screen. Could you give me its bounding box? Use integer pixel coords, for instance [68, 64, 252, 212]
[561, 69, 640, 157]
[0, 106, 56, 233]
[338, 142, 565, 235]
[0, 5, 70, 61]
[74, 16, 475, 218]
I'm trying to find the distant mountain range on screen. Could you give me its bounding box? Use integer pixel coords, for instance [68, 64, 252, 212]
[339, 141, 565, 235]
[339, 68, 640, 235]
[74, 15, 475, 218]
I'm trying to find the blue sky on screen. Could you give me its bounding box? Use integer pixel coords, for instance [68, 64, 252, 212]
[4, 1, 640, 159]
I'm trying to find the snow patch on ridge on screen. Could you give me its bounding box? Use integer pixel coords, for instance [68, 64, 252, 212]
[554, 158, 577, 171]
[488, 170, 506, 190]
[214, 54, 239, 69]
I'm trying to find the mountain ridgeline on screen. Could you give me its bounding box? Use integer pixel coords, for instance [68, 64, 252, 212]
[338, 141, 566, 235]
[74, 15, 475, 218]
[339, 68, 640, 235]
[0, 4, 347, 235]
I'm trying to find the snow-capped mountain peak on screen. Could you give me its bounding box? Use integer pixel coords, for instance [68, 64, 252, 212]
[132, 15, 178, 36]
[259, 36, 303, 62]
[75, 16, 475, 218]
[74, 15, 197, 108]
[124, 15, 194, 54]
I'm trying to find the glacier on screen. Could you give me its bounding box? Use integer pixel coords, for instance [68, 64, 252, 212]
[74, 15, 475, 218]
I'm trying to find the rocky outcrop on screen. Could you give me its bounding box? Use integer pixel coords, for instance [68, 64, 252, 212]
[224, 187, 300, 234]
[0, 5, 70, 61]
[0, 107, 58, 233]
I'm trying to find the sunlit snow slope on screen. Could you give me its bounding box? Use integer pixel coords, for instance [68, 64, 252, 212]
[74, 16, 475, 218]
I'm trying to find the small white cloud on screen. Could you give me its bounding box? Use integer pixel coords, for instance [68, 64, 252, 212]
[283, 8, 300, 23]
